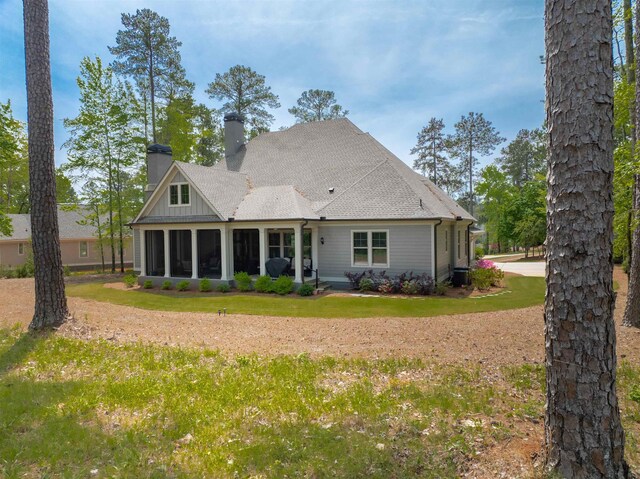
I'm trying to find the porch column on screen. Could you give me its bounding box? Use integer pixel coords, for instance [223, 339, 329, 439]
[139, 228, 146, 276]
[191, 228, 198, 279]
[259, 227, 266, 277]
[311, 226, 318, 278]
[220, 226, 229, 281]
[164, 229, 171, 278]
[294, 222, 303, 283]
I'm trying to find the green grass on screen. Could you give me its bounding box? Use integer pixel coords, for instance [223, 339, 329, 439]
[66, 276, 544, 318]
[0, 329, 638, 477]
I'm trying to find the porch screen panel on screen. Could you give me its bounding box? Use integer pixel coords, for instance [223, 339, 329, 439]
[145, 230, 165, 276]
[198, 229, 221, 278]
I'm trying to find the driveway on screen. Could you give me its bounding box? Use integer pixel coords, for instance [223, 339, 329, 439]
[493, 261, 545, 277]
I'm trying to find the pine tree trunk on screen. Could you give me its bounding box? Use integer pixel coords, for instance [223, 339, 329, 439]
[23, 0, 69, 330]
[623, 0, 640, 328]
[544, 0, 628, 476]
[624, 174, 640, 327]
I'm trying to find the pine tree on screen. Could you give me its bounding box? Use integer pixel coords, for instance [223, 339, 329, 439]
[23, 0, 69, 329]
[545, 0, 628, 476]
[447, 112, 504, 216]
[410, 117, 451, 187]
[206, 65, 280, 134]
[109, 8, 187, 143]
[288, 89, 348, 123]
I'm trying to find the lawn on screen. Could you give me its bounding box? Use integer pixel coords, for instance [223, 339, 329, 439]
[0, 328, 638, 478]
[66, 276, 545, 318]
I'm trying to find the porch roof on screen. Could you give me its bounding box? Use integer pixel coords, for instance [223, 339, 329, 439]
[133, 215, 223, 225]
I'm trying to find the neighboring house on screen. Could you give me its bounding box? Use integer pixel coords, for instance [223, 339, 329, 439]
[131, 114, 475, 288]
[0, 206, 133, 270]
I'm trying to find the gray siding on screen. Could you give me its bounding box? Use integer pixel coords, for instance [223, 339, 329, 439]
[133, 228, 141, 272]
[436, 222, 452, 281]
[147, 171, 216, 218]
[318, 223, 432, 281]
[454, 224, 469, 267]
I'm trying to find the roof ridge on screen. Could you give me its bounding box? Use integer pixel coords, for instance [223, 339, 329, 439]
[317, 159, 389, 213]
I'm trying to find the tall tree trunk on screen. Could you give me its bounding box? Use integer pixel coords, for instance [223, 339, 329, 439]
[544, 1, 628, 477]
[623, 0, 640, 328]
[149, 47, 156, 143]
[116, 161, 124, 273]
[623, 174, 640, 327]
[23, 0, 68, 330]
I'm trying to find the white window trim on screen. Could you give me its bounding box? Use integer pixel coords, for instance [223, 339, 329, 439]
[168, 182, 191, 207]
[457, 230, 461, 259]
[18, 243, 24, 255]
[79, 241, 88, 258]
[351, 229, 390, 268]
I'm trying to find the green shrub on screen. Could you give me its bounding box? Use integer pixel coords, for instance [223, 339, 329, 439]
[297, 283, 315, 296]
[199, 278, 212, 292]
[143, 280, 153, 289]
[123, 274, 137, 288]
[475, 246, 485, 259]
[435, 281, 449, 296]
[176, 280, 191, 292]
[254, 275, 273, 293]
[216, 283, 231, 293]
[63, 265, 72, 277]
[161, 280, 172, 290]
[470, 267, 504, 290]
[234, 271, 253, 292]
[15, 254, 35, 278]
[400, 280, 418, 295]
[359, 277, 374, 292]
[271, 275, 294, 295]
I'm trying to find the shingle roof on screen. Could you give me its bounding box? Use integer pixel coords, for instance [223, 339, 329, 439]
[1, 206, 99, 241]
[234, 185, 319, 220]
[175, 162, 248, 219]
[147, 118, 474, 222]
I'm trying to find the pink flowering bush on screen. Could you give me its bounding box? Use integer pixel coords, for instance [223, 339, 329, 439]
[470, 260, 504, 290]
[476, 259, 496, 269]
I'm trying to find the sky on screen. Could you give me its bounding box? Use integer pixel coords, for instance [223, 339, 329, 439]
[0, 0, 545, 170]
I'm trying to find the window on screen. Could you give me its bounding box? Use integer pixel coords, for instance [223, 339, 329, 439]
[18, 243, 24, 255]
[268, 233, 281, 258]
[79, 241, 88, 257]
[445, 230, 448, 252]
[457, 230, 461, 259]
[169, 183, 190, 206]
[352, 230, 388, 267]
[283, 233, 294, 258]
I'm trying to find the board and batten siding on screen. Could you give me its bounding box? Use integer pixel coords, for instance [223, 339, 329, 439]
[147, 171, 216, 218]
[317, 223, 432, 281]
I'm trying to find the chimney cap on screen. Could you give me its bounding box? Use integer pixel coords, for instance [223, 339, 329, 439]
[147, 143, 172, 155]
[224, 112, 245, 123]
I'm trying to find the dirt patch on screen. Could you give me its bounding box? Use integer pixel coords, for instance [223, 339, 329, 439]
[1, 268, 637, 368]
[103, 282, 139, 291]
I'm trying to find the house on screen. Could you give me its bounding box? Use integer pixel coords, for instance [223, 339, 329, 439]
[131, 114, 475, 288]
[0, 206, 133, 270]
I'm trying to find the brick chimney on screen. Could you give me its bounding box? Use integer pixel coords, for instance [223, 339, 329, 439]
[145, 143, 172, 200]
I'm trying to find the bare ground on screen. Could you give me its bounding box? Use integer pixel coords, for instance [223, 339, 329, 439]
[1, 268, 639, 478]
[0, 268, 639, 366]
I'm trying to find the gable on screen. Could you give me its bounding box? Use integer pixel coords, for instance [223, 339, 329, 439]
[145, 170, 218, 219]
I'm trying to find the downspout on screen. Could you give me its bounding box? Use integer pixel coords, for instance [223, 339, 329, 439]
[467, 222, 472, 268]
[433, 219, 442, 282]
